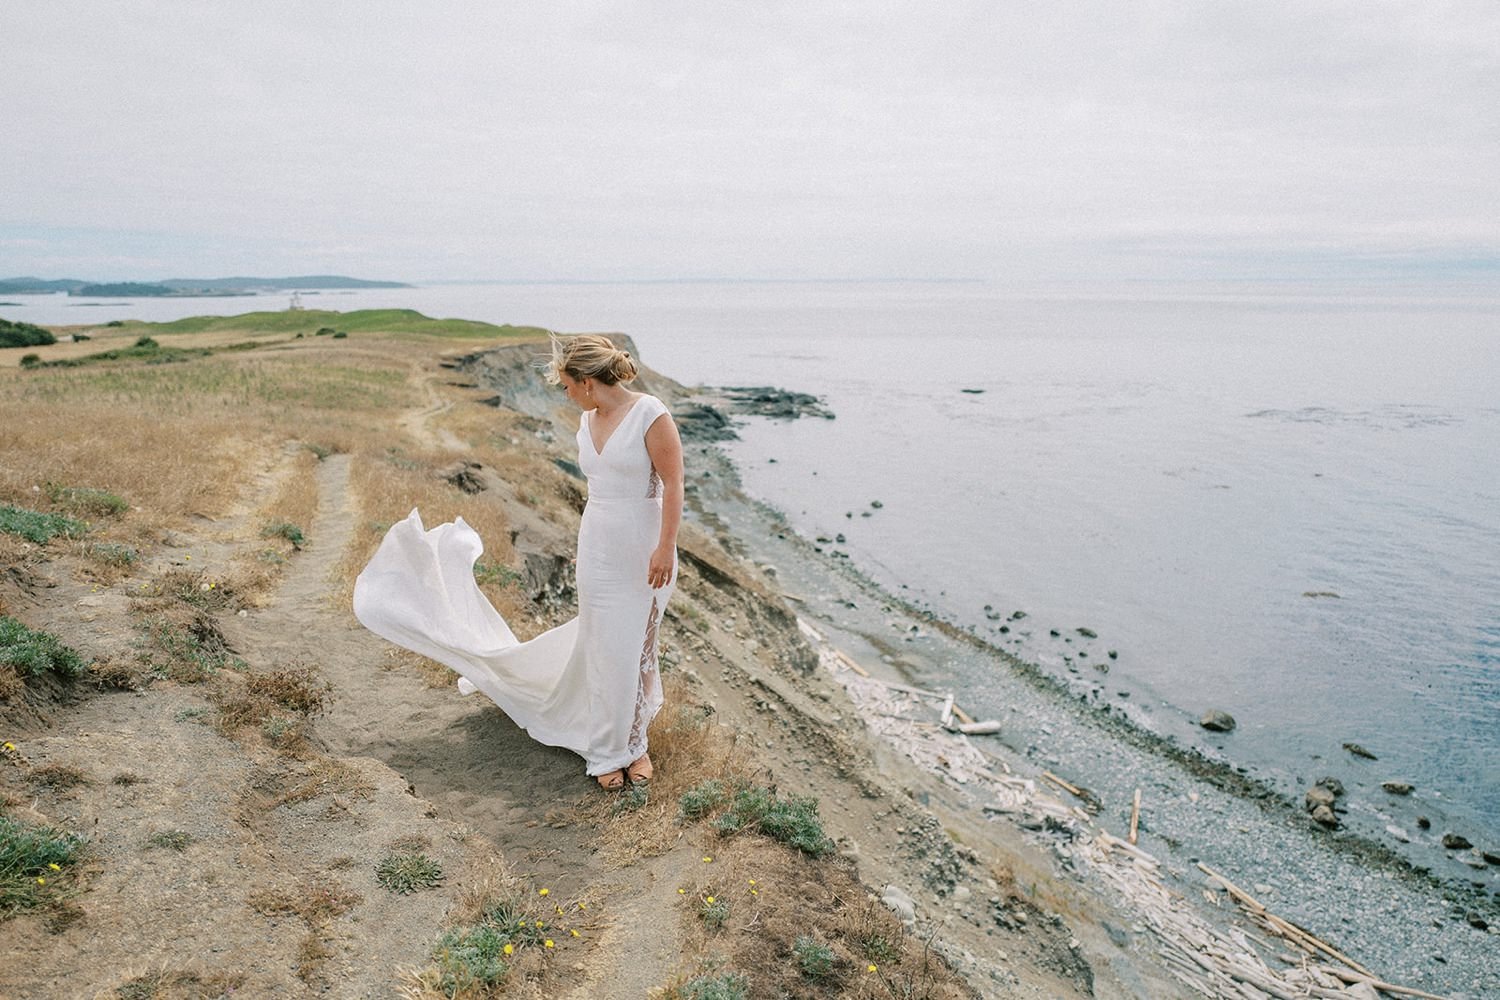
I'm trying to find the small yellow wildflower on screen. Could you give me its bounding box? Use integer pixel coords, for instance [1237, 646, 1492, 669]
[750, 890, 758, 896]
[538, 887, 549, 896]
[35, 877, 45, 885]
[503, 943, 513, 956]
[555, 905, 563, 915]
[678, 888, 686, 895]
[3, 742, 15, 751]
[534, 920, 543, 928]
[577, 902, 587, 910]
[517, 920, 526, 928]
[47, 863, 60, 871]
[702, 856, 713, 863]
[867, 965, 877, 973]
[544, 939, 554, 949]
[705, 896, 715, 904]
[570, 929, 579, 938]
[748, 879, 756, 885]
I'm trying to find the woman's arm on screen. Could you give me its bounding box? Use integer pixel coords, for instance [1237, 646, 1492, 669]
[644, 410, 684, 589]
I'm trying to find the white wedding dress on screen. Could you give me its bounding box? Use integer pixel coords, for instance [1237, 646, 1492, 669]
[353, 394, 676, 776]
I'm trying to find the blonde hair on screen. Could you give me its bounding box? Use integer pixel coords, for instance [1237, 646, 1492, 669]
[543, 334, 638, 386]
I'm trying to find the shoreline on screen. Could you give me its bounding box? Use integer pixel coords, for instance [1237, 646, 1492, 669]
[4, 308, 1494, 998]
[679, 397, 1499, 996]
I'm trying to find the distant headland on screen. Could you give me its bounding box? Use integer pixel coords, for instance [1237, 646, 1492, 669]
[0, 275, 411, 297]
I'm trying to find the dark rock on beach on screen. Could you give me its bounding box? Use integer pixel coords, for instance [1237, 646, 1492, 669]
[1199, 709, 1236, 733]
[1382, 781, 1415, 795]
[1316, 776, 1345, 797]
[717, 386, 834, 421]
[1442, 833, 1473, 851]
[1311, 805, 1339, 828]
[1343, 742, 1378, 760]
[673, 402, 737, 442]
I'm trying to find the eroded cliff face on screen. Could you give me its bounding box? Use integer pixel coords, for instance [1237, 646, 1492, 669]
[443, 340, 1151, 998]
[452, 338, 819, 679]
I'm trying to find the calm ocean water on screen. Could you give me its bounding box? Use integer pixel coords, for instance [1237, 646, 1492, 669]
[12, 282, 1500, 842]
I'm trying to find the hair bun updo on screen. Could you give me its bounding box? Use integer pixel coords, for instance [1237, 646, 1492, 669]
[543, 334, 639, 386]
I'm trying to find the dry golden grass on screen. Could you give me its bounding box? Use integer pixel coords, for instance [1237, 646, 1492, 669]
[663, 837, 973, 1000]
[25, 761, 91, 791]
[274, 757, 376, 807]
[587, 676, 754, 866]
[0, 333, 423, 550]
[247, 878, 362, 922]
[338, 445, 523, 612]
[212, 662, 331, 755]
[98, 966, 248, 1000]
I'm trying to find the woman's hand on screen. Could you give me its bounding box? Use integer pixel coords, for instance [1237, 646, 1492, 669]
[647, 544, 675, 590]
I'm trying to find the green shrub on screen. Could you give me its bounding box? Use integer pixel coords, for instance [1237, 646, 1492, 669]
[0, 617, 87, 679]
[699, 895, 730, 930]
[72, 333, 90, 342]
[105, 320, 124, 327]
[610, 783, 649, 816]
[793, 935, 836, 980]
[47, 484, 128, 517]
[332, 331, 348, 339]
[261, 521, 305, 549]
[434, 922, 511, 992]
[0, 811, 85, 915]
[134, 336, 158, 350]
[474, 562, 522, 588]
[857, 929, 900, 965]
[0, 318, 55, 348]
[375, 852, 443, 894]
[678, 971, 749, 1000]
[678, 778, 730, 821]
[0, 504, 87, 544]
[88, 542, 137, 567]
[19, 354, 40, 368]
[711, 786, 834, 858]
[428, 898, 548, 992]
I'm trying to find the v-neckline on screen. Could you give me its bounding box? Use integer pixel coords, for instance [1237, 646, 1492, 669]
[588, 394, 645, 456]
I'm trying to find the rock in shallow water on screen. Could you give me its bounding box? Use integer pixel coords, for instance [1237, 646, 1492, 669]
[1381, 780, 1415, 795]
[1342, 741, 1378, 760]
[1200, 709, 1236, 732]
[1442, 832, 1473, 850]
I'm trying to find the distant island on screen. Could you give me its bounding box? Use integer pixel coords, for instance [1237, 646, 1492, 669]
[0, 275, 411, 296]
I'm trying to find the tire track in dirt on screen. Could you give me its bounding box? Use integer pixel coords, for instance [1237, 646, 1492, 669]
[396, 364, 465, 452]
[238, 447, 689, 991]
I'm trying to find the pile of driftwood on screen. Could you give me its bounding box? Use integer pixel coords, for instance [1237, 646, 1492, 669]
[800, 619, 1449, 1000]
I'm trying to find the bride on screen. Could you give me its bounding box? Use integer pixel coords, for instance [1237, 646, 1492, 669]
[353, 335, 683, 790]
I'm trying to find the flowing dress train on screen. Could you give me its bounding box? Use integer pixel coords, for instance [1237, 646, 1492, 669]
[352, 394, 675, 776]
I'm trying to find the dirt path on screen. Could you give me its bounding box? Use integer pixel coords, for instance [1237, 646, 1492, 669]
[231, 441, 690, 992]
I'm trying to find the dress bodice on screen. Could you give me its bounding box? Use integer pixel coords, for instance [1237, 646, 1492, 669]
[576, 394, 669, 501]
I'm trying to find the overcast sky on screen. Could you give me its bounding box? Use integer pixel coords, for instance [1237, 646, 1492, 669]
[3, 2, 1497, 285]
